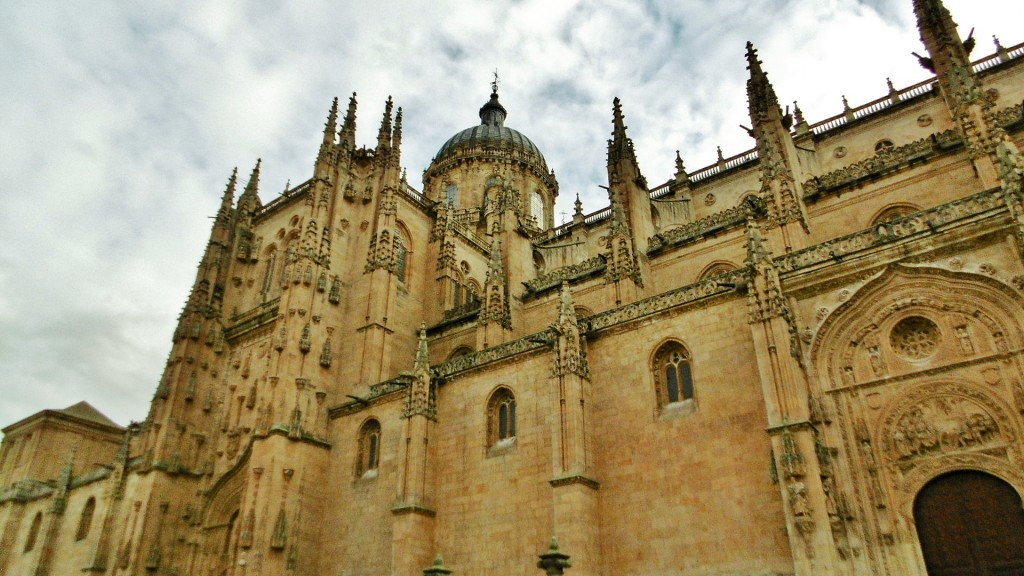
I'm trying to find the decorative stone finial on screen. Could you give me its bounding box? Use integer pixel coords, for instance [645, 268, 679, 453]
[423, 554, 453, 576]
[537, 537, 572, 576]
[674, 150, 686, 179]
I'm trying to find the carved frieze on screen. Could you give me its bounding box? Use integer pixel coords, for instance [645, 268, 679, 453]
[777, 187, 1005, 274]
[802, 129, 962, 198]
[880, 383, 1015, 471]
[523, 256, 606, 295]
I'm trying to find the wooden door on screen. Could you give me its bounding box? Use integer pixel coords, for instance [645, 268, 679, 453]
[914, 471, 1024, 576]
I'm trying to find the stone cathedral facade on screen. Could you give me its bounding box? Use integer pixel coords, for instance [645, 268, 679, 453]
[3, 1, 1024, 575]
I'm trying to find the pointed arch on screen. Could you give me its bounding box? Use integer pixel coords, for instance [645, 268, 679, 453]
[395, 221, 412, 284]
[356, 418, 382, 478]
[260, 243, 279, 296]
[486, 386, 517, 448]
[697, 260, 738, 281]
[651, 339, 696, 411]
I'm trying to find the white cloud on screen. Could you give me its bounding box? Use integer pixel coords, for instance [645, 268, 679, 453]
[0, 0, 1017, 428]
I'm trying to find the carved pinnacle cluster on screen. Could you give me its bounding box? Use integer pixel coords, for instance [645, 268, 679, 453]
[606, 97, 647, 192]
[745, 42, 781, 126]
[340, 92, 357, 150]
[479, 240, 511, 328]
[318, 97, 340, 167]
[404, 323, 437, 420]
[551, 283, 588, 378]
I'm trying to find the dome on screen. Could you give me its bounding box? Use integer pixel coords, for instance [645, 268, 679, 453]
[429, 91, 549, 174]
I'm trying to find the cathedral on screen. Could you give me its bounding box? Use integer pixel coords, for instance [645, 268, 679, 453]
[3, 1, 1024, 574]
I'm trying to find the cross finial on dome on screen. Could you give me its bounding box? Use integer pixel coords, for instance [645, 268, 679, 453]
[491, 69, 501, 94]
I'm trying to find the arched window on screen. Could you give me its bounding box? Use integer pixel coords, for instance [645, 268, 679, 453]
[75, 497, 96, 541]
[24, 512, 42, 552]
[870, 204, 921, 226]
[395, 225, 410, 284]
[356, 419, 382, 478]
[465, 280, 481, 308]
[447, 345, 474, 361]
[698, 261, 738, 281]
[445, 184, 459, 205]
[487, 387, 517, 448]
[531, 191, 545, 228]
[653, 341, 695, 410]
[261, 246, 278, 295]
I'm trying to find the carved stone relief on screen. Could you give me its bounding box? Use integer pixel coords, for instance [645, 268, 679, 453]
[880, 383, 1015, 472]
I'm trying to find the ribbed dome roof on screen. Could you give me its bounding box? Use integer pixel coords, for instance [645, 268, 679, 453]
[430, 91, 548, 171]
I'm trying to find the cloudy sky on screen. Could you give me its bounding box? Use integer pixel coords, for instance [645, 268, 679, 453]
[0, 0, 1017, 430]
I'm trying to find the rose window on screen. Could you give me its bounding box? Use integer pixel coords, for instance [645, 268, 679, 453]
[890, 316, 941, 360]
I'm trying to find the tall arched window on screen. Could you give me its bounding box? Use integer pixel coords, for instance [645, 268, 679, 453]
[653, 341, 695, 411]
[357, 419, 382, 478]
[261, 246, 278, 295]
[487, 387, 517, 449]
[75, 497, 96, 541]
[531, 191, 545, 228]
[24, 512, 42, 552]
[395, 226, 409, 284]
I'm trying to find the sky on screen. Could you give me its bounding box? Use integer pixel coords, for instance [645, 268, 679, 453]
[0, 0, 1018, 430]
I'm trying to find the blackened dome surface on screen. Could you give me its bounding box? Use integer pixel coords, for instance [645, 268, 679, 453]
[430, 91, 549, 172]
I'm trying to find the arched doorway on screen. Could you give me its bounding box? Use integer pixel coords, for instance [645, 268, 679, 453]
[914, 471, 1024, 575]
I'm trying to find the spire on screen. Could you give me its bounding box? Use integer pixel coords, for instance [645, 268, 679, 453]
[573, 193, 584, 223]
[404, 322, 436, 420]
[745, 41, 782, 129]
[479, 239, 510, 329]
[392, 107, 403, 163]
[340, 92, 357, 150]
[238, 158, 263, 214]
[376, 96, 394, 151]
[606, 97, 647, 191]
[551, 282, 588, 378]
[216, 167, 237, 228]
[913, 0, 972, 74]
[322, 97, 339, 148]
